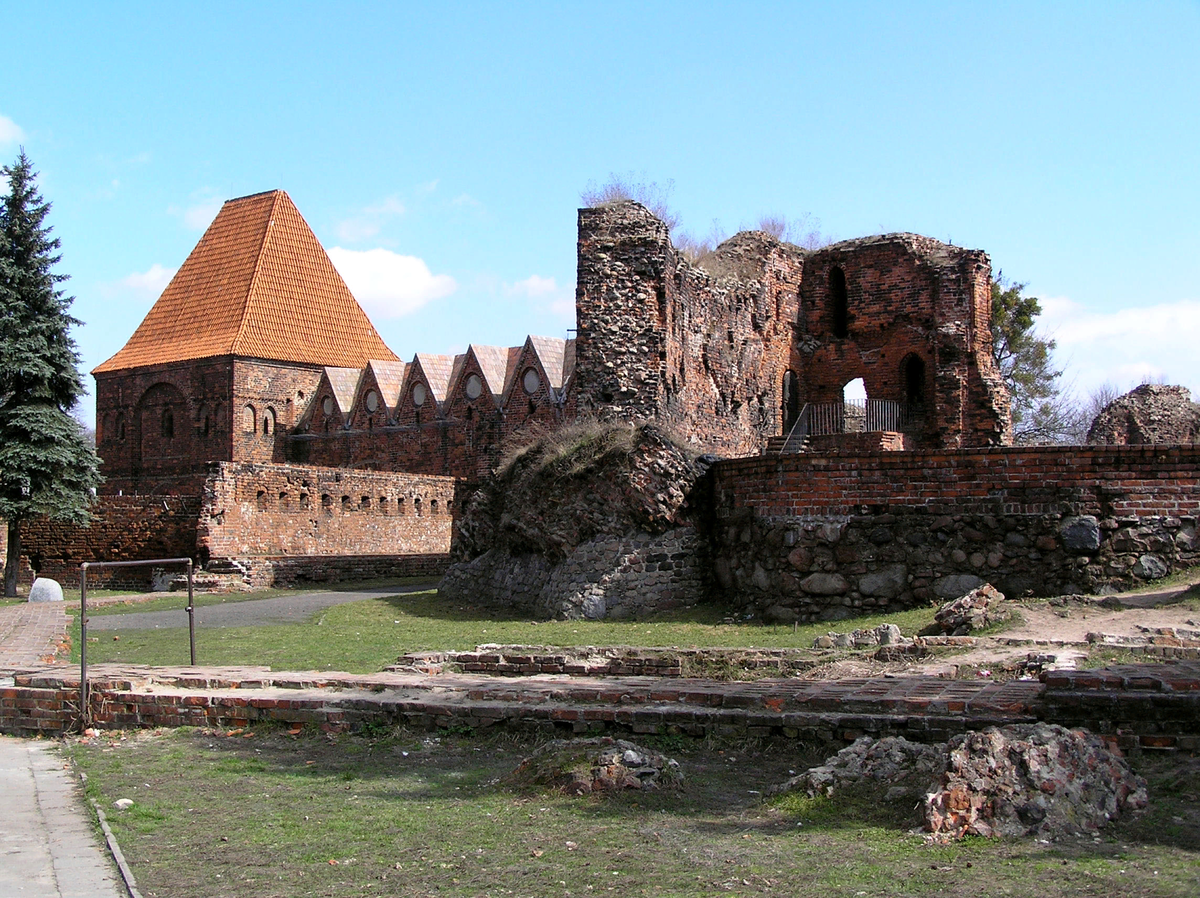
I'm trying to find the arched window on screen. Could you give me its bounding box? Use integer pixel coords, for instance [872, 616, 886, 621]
[902, 354, 926, 406]
[430, 499, 439, 515]
[116, 414, 126, 442]
[243, 405, 256, 433]
[161, 408, 174, 439]
[829, 266, 849, 338]
[256, 490, 268, 510]
[263, 407, 276, 435]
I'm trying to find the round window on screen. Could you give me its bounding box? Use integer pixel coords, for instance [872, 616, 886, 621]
[365, 390, 379, 412]
[412, 383, 427, 407]
[465, 374, 482, 400]
[322, 396, 333, 416]
[522, 368, 541, 394]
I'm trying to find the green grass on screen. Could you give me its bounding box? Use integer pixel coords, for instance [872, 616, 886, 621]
[63, 726, 1200, 898]
[71, 589, 939, 673]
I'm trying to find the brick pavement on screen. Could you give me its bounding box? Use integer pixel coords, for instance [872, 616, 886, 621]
[0, 604, 69, 669]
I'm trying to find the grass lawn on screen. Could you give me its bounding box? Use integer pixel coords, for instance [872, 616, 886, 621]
[69, 588, 940, 673]
[64, 725, 1200, 898]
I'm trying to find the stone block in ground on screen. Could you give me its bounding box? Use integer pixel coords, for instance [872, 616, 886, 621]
[506, 737, 682, 795]
[28, 578, 64, 603]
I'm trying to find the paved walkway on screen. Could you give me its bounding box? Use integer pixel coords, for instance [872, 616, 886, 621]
[0, 604, 69, 668]
[0, 736, 126, 898]
[85, 582, 435, 630]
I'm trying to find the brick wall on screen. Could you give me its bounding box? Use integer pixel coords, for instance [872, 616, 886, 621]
[6, 496, 202, 589]
[709, 445, 1200, 618]
[197, 462, 457, 558]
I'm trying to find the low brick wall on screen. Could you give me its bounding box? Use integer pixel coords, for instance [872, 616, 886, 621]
[3, 663, 1198, 751]
[199, 462, 457, 558]
[710, 445, 1200, 618]
[238, 553, 450, 589]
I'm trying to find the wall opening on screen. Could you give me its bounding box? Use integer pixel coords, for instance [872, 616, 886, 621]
[902, 354, 926, 406]
[782, 370, 801, 432]
[830, 266, 849, 338]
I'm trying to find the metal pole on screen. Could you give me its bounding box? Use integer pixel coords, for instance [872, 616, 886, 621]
[80, 563, 89, 728]
[186, 558, 196, 665]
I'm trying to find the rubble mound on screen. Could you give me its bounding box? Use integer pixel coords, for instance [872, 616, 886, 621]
[926, 583, 1009, 636]
[775, 724, 1147, 840]
[926, 724, 1148, 839]
[506, 737, 683, 795]
[441, 422, 711, 619]
[774, 736, 943, 805]
[1087, 383, 1200, 445]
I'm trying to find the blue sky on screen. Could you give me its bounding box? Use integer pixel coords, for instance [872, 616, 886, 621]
[3, 1, 1198, 425]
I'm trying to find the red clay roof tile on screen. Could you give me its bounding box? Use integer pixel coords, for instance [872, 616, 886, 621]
[94, 190, 399, 373]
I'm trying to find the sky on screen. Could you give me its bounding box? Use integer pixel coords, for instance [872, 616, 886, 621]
[2, 1, 1198, 426]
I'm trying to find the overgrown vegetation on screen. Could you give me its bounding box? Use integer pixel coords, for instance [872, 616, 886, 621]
[496, 418, 640, 482]
[64, 726, 1200, 898]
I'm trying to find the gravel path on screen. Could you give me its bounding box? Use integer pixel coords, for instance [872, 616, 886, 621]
[85, 581, 438, 631]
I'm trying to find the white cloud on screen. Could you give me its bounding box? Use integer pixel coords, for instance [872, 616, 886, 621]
[183, 198, 223, 230]
[336, 196, 405, 243]
[168, 194, 223, 231]
[0, 114, 24, 145]
[506, 275, 558, 298]
[1038, 295, 1200, 397]
[120, 263, 177, 299]
[451, 193, 482, 208]
[505, 274, 575, 318]
[327, 246, 456, 318]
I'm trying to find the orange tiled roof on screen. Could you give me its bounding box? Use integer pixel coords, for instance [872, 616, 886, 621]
[94, 190, 399, 373]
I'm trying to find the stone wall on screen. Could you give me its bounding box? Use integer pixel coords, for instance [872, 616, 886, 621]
[197, 462, 457, 559]
[572, 203, 805, 457]
[709, 445, 1200, 619]
[440, 526, 704, 620]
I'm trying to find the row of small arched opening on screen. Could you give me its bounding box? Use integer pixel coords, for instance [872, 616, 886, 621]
[253, 490, 452, 516]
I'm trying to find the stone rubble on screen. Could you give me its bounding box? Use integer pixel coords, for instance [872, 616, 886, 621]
[775, 723, 1147, 840]
[929, 583, 1009, 636]
[506, 737, 682, 795]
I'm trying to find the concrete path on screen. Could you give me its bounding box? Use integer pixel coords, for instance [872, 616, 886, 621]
[0, 736, 126, 898]
[85, 581, 438, 631]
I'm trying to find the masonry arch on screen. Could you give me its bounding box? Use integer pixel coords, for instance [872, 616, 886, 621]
[132, 382, 190, 478]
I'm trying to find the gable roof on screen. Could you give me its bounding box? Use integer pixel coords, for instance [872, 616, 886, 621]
[94, 190, 399, 373]
[469, 344, 516, 399]
[412, 353, 458, 406]
[323, 367, 363, 415]
[366, 359, 409, 408]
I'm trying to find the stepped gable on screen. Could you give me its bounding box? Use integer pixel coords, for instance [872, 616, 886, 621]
[94, 190, 399, 373]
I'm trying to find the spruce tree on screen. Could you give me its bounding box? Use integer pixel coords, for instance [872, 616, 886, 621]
[0, 150, 101, 596]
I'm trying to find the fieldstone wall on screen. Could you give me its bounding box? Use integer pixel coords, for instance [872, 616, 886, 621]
[710, 445, 1200, 619]
[441, 526, 703, 620]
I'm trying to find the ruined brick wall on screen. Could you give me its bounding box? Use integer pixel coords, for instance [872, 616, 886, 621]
[4, 496, 202, 589]
[794, 235, 1009, 449]
[197, 462, 457, 558]
[708, 445, 1200, 618]
[572, 202, 804, 457]
[1088, 384, 1200, 445]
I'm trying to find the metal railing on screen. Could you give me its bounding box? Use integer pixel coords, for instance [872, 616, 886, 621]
[79, 557, 195, 726]
[807, 399, 914, 436]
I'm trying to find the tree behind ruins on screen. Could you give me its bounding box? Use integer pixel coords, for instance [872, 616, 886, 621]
[0, 150, 100, 596]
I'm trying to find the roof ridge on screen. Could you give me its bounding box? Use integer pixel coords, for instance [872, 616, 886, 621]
[232, 190, 282, 353]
